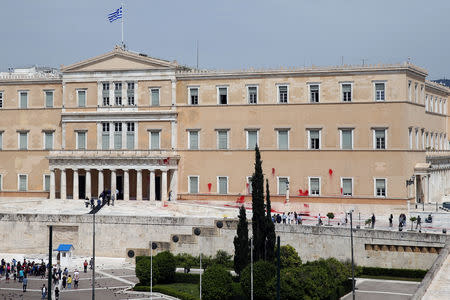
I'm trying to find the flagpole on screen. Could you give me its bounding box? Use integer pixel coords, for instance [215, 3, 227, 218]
[121, 3, 124, 48]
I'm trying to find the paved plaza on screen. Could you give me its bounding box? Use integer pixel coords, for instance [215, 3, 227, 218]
[341, 278, 420, 300]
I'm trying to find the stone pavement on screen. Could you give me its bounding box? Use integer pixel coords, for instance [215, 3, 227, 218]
[341, 278, 420, 300]
[422, 253, 450, 299]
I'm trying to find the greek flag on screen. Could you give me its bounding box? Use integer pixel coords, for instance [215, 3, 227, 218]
[108, 6, 123, 23]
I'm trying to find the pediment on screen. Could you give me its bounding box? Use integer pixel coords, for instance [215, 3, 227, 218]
[62, 47, 178, 73]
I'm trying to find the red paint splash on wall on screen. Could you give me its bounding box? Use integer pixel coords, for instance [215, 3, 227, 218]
[208, 183, 212, 192]
[272, 168, 275, 176]
[328, 169, 333, 176]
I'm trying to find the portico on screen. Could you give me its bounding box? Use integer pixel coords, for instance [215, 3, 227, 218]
[48, 150, 179, 202]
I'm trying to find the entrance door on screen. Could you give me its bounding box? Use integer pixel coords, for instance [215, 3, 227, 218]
[155, 176, 161, 200]
[79, 175, 86, 199]
[117, 175, 123, 200]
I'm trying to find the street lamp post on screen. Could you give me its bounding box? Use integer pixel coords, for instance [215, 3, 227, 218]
[92, 211, 96, 300]
[194, 228, 202, 300]
[348, 210, 355, 300]
[250, 237, 253, 300]
[150, 242, 157, 299]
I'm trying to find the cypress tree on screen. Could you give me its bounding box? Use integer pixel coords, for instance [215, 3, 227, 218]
[251, 145, 266, 262]
[265, 179, 276, 261]
[233, 205, 249, 276]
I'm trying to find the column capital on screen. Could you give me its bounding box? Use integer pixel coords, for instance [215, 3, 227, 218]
[85, 168, 91, 172]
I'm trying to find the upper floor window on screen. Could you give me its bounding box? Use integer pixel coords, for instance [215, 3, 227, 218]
[188, 130, 199, 150]
[246, 129, 259, 150]
[414, 83, 418, 103]
[217, 130, 229, 150]
[278, 85, 288, 103]
[341, 178, 353, 196]
[374, 83, 385, 101]
[150, 130, 160, 150]
[151, 88, 160, 106]
[0, 91, 3, 108]
[44, 131, 53, 150]
[126, 122, 135, 150]
[217, 87, 228, 105]
[102, 123, 110, 150]
[102, 83, 110, 106]
[308, 129, 321, 150]
[18, 131, 28, 150]
[277, 129, 289, 150]
[19, 91, 28, 109]
[77, 90, 86, 107]
[76, 131, 86, 150]
[127, 82, 135, 105]
[373, 129, 386, 149]
[114, 82, 122, 105]
[309, 84, 320, 103]
[425, 95, 428, 111]
[341, 83, 352, 102]
[114, 122, 122, 150]
[375, 178, 386, 197]
[340, 129, 353, 150]
[408, 81, 412, 101]
[247, 86, 258, 104]
[189, 87, 199, 105]
[189, 176, 199, 194]
[309, 177, 320, 196]
[45, 90, 54, 108]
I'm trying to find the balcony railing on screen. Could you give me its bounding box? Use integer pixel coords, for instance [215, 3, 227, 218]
[49, 150, 179, 158]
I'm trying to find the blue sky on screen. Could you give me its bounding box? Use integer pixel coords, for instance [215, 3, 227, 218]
[1, 0, 450, 79]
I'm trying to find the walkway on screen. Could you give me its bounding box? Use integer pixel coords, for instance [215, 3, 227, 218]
[422, 254, 450, 299]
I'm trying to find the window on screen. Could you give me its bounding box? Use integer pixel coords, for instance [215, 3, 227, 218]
[408, 81, 412, 101]
[309, 177, 320, 196]
[414, 83, 418, 103]
[278, 177, 289, 195]
[44, 132, 53, 150]
[246, 130, 258, 150]
[415, 129, 419, 150]
[188, 130, 199, 150]
[217, 130, 228, 150]
[189, 87, 199, 105]
[126, 122, 135, 150]
[77, 90, 86, 107]
[247, 86, 258, 104]
[151, 88, 160, 106]
[0, 91, 3, 108]
[308, 129, 321, 150]
[408, 128, 412, 149]
[341, 178, 353, 196]
[425, 95, 428, 111]
[218, 87, 228, 105]
[0, 132, 3, 150]
[374, 83, 385, 101]
[340, 129, 353, 150]
[439, 99, 442, 114]
[77, 131, 86, 150]
[102, 123, 110, 150]
[19, 132, 28, 150]
[45, 91, 53, 108]
[278, 85, 288, 103]
[341, 83, 352, 102]
[247, 176, 252, 194]
[18, 174, 27, 191]
[114, 122, 122, 150]
[309, 84, 320, 103]
[374, 129, 386, 149]
[277, 129, 289, 150]
[0, 174, 2, 191]
[44, 174, 50, 192]
[114, 82, 122, 105]
[150, 131, 160, 150]
[189, 176, 199, 194]
[375, 178, 386, 197]
[102, 83, 110, 106]
[19, 91, 28, 108]
[127, 82, 135, 105]
[218, 176, 228, 194]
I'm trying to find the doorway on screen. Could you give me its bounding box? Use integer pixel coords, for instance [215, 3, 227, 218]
[79, 175, 86, 199]
[155, 176, 161, 200]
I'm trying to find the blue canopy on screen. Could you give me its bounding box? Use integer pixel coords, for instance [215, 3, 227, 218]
[55, 244, 74, 252]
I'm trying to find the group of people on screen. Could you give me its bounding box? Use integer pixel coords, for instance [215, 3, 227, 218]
[273, 212, 303, 224]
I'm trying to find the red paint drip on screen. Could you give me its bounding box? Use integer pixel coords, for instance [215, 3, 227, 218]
[207, 183, 212, 192]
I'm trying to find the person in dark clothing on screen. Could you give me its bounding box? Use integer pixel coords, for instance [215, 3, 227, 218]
[90, 197, 94, 208]
[276, 214, 281, 223]
[371, 214, 376, 229]
[389, 214, 393, 227]
[416, 215, 422, 230]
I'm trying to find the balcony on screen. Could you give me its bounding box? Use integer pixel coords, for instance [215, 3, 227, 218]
[48, 150, 179, 159]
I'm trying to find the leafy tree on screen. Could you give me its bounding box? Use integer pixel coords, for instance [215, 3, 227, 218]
[234, 205, 249, 276]
[251, 144, 266, 262]
[278, 245, 302, 269]
[213, 250, 234, 269]
[240, 260, 276, 300]
[265, 179, 276, 261]
[153, 251, 176, 283]
[202, 264, 233, 300]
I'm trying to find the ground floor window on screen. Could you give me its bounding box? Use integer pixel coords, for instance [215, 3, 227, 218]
[189, 176, 199, 194]
[18, 174, 27, 191]
[309, 177, 320, 196]
[375, 178, 386, 197]
[278, 177, 289, 195]
[44, 174, 50, 192]
[218, 176, 228, 194]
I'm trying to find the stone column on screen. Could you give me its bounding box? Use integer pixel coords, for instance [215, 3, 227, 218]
[150, 170, 156, 202]
[124, 169, 130, 201]
[73, 169, 79, 200]
[170, 169, 178, 202]
[50, 169, 56, 200]
[98, 169, 104, 197]
[86, 169, 91, 199]
[111, 169, 117, 200]
[61, 169, 67, 200]
[161, 170, 168, 202]
[136, 169, 142, 201]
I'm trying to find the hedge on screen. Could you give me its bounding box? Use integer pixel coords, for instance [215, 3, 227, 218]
[360, 266, 428, 279]
[133, 284, 198, 300]
[175, 272, 200, 284]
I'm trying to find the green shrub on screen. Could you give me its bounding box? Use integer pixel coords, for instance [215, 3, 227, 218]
[175, 253, 198, 273]
[154, 251, 176, 283]
[360, 266, 427, 279]
[202, 264, 233, 300]
[135, 256, 156, 285]
[240, 261, 276, 300]
[213, 250, 234, 269]
[278, 245, 302, 269]
[175, 272, 200, 284]
[133, 284, 198, 300]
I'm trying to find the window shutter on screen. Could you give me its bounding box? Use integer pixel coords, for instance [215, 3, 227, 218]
[342, 130, 352, 149]
[19, 175, 27, 191]
[248, 178, 253, 194]
[20, 93, 27, 108]
[375, 83, 384, 91]
[278, 130, 288, 150]
[375, 130, 384, 139]
[0, 133, 3, 150]
[151, 132, 160, 149]
[376, 179, 385, 189]
[190, 88, 198, 97]
[343, 179, 352, 195]
[342, 84, 351, 92]
[248, 131, 257, 149]
[102, 134, 109, 150]
[151, 89, 159, 106]
[218, 131, 227, 149]
[279, 178, 288, 194]
[127, 133, 135, 150]
[189, 177, 198, 194]
[45, 133, 53, 150]
[78, 91, 86, 107]
[44, 175, 50, 192]
[189, 131, 198, 150]
[310, 130, 319, 139]
[45, 92, 53, 107]
[219, 88, 227, 96]
[78, 132, 86, 150]
[114, 133, 122, 149]
[310, 178, 319, 193]
[219, 177, 227, 194]
[20, 133, 27, 149]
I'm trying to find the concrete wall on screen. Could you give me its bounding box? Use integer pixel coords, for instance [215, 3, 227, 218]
[0, 213, 446, 270]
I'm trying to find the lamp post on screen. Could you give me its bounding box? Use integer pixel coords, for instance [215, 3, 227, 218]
[250, 236, 253, 300]
[92, 210, 96, 300]
[150, 242, 157, 299]
[348, 210, 355, 300]
[194, 228, 202, 300]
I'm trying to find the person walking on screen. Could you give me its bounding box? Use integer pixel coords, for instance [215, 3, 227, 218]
[74, 270, 79, 289]
[55, 286, 60, 300]
[282, 213, 287, 224]
[417, 215, 422, 230]
[89, 257, 94, 270]
[67, 274, 72, 289]
[41, 284, 47, 299]
[371, 213, 376, 229]
[389, 214, 393, 228]
[18, 268, 24, 283]
[62, 274, 67, 289]
[83, 260, 88, 273]
[22, 276, 28, 292]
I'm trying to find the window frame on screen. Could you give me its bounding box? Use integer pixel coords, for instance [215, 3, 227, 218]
[188, 86, 199, 105]
[188, 175, 200, 194]
[374, 178, 387, 198]
[150, 87, 160, 106]
[188, 129, 200, 150]
[308, 129, 321, 150]
[18, 131, 29, 150]
[246, 176, 252, 194]
[76, 131, 87, 150]
[341, 177, 353, 196]
[277, 176, 290, 195]
[246, 129, 259, 150]
[308, 176, 321, 196]
[340, 82, 353, 102]
[216, 129, 229, 150]
[18, 174, 28, 191]
[43, 174, 51, 192]
[373, 128, 387, 150]
[18, 90, 28, 109]
[308, 83, 320, 103]
[148, 129, 161, 150]
[0, 131, 3, 150]
[43, 131, 54, 150]
[339, 128, 354, 150]
[373, 81, 386, 101]
[217, 86, 229, 105]
[217, 176, 229, 194]
[277, 84, 289, 104]
[44, 90, 54, 108]
[276, 129, 290, 150]
[247, 85, 258, 104]
[76, 89, 87, 108]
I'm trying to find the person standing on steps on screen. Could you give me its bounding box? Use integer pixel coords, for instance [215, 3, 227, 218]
[371, 213, 376, 229]
[22, 275, 28, 292]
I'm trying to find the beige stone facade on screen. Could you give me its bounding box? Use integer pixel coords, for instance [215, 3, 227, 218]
[0, 47, 449, 204]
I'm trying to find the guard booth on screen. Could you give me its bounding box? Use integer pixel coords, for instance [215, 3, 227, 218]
[55, 244, 74, 268]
